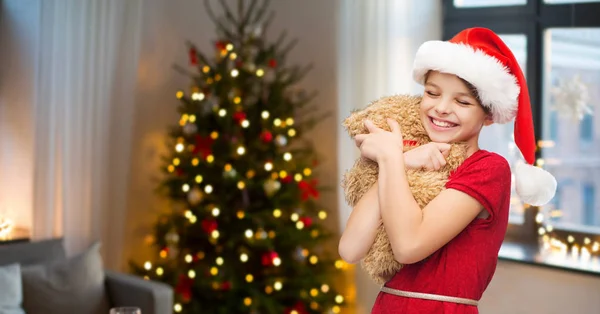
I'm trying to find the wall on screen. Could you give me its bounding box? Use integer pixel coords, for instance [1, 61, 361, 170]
[480, 260, 600, 314]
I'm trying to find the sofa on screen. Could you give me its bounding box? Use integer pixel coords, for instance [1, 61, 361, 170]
[0, 238, 173, 314]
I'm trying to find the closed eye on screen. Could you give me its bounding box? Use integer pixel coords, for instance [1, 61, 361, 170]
[425, 91, 439, 97]
[457, 100, 471, 105]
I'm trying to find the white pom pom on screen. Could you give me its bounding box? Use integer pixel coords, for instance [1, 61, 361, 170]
[514, 161, 557, 206]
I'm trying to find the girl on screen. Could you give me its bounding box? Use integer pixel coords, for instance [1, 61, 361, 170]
[338, 27, 556, 313]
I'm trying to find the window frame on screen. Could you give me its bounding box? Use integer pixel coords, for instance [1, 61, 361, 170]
[443, 0, 600, 245]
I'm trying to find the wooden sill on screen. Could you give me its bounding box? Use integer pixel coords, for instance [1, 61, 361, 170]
[499, 240, 600, 278]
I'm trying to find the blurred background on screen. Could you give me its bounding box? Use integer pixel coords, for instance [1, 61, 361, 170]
[0, 0, 599, 313]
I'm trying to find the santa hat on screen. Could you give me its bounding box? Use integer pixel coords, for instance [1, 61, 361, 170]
[412, 27, 557, 206]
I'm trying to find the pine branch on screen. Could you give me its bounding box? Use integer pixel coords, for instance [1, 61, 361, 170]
[251, 0, 271, 25]
[281, 63, 313, 86]
[295, 90, 319, 109]
[204, 0, 235, 39]
[241, 0, 259, 26]
[217, 0, 238, 28]
[298, 111, 332, 131]
[281, 38, 299, 57]
[260, 11, 276, 41]
[172, 64, 197, 79]
[273, 30, 288, 52]
[186, 41, 213, 65]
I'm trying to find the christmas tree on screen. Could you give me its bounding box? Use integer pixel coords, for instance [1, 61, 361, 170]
[131, 0, 347, 313]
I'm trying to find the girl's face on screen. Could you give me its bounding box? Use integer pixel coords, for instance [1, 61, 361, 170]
[420, 71, 493, 150]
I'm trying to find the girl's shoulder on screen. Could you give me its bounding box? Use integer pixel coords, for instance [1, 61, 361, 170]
[461, 149, 509, 170]
[449, 149, 511, 181]
[447, 150, 512, 214]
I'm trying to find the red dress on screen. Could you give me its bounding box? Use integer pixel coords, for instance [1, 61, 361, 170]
[371, 149, 511, 314]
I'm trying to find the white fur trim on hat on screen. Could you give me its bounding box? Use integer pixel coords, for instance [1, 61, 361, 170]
[413, 41, 520, 124]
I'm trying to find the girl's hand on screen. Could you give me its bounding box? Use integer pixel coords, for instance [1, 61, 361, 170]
[403, 142, 451, 170]
[354, 119, 404, 163]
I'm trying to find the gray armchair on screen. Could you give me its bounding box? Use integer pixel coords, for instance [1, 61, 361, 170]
[106, 270, 173, 314]
[0, 238, 173, 314]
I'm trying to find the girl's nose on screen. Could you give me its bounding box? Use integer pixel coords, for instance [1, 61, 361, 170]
[434, 100, 452, 115]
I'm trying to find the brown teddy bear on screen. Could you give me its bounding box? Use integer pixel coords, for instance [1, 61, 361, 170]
[341, 94, 468, 285]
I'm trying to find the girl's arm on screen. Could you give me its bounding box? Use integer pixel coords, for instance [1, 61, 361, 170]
[377, 152, 483, 264]
[337, 146, 447, 264]
[338, 182, 381, 264]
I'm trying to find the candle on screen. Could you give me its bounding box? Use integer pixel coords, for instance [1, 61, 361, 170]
[0, 216, 14, 240]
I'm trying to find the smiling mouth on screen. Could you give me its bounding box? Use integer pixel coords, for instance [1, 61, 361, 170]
[429, 117, 458, 128]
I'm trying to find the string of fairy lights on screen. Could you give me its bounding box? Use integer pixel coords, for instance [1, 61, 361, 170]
[534, 140, 600, 265]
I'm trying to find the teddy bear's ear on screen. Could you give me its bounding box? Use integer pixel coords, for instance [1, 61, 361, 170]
[342, 107, 371, 137]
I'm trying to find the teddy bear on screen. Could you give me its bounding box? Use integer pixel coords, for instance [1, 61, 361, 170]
[341, 94, 468, 285]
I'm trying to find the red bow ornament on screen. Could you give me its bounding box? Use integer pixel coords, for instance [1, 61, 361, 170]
[298, 179, 319, 201]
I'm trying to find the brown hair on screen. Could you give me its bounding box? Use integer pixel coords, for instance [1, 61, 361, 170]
[424, 70, 491, 115]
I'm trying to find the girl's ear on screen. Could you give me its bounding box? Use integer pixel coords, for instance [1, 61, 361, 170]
[483, 114, 494, 126]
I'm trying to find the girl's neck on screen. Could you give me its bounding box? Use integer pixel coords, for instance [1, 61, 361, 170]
[465, 143, 480, 157]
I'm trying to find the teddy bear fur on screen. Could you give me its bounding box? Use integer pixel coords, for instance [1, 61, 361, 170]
[341, 94, 468, 285]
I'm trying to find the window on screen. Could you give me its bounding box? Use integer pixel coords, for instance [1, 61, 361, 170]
[550, 183, 562, 223]
[454, 0, 527, 7]
[549, 111, 559, 142]
[545, 0, 600, 3]
[580, 114, 594, 142]
[541, 27, 600, 236]
[444, 1, 600, 248]
[583, 184, 596, 227]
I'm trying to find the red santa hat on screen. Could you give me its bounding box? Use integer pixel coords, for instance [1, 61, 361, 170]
[412, 27, 556, 206]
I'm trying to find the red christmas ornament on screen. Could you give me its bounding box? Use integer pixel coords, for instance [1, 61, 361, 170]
[201, 219, 218, 234]
[298, 179, 319, 201]
[261, 253, 272, 266]
[192, 135, 214, 158]
[261, 251, 279, 266]
[270, 251, 279, 260]
[268, 58, 277, 68]
[175, 274, 194, 302]
[189, 47, 198, 66]
[299, 217, 313, 228]
[280, 175, 293, 184]
[215, 40, 226, 51]
[233, 111, 246, 124]
[285, 301, 308, 314]
[260, 131, 273, 143]
[221, 281, 231, 291]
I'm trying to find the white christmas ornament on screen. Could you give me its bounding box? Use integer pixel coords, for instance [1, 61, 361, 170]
[550, 74, 592, 121]
[183, 123, 198, 135]
[275, 135, 287, 147]
[187, 186, 203, 205]
[263, 179, 281, 197]
[165, 230, 180, 244]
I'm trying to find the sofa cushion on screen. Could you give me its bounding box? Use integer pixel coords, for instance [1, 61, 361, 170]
[0, 238, 66, 267]
[21, 241, 111, 314]
[0, 263, 25, 314]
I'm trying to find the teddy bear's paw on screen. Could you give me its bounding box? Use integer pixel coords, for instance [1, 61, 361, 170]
[444, 143, 468, 169]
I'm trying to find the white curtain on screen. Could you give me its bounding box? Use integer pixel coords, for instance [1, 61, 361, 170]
[1, 0, 143, 269]
[336, 0, 442, 232]
[336, 0, 441, 310]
